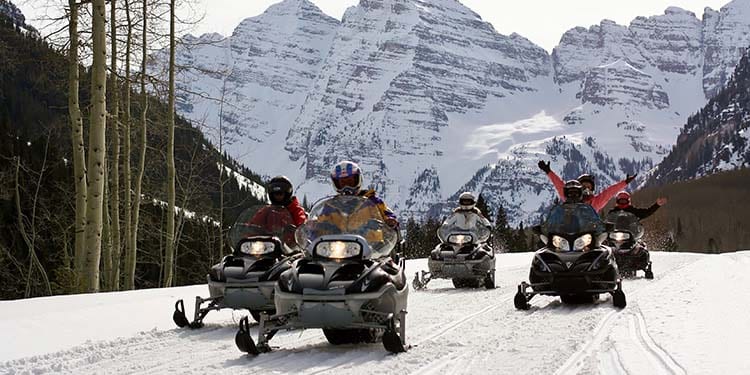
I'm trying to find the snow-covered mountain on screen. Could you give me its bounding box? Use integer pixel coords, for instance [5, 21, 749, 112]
[4, 252, 750, 374]
[170, 0, 750, 223]
[648, 47, 750, 185]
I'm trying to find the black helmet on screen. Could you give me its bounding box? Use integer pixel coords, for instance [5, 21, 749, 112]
[563, 180, 584, 203]
[577, 174, 595, 191]
[267, 176, 293, 206]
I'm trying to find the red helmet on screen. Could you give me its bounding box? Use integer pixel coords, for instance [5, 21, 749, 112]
[616, 191, 631, 209]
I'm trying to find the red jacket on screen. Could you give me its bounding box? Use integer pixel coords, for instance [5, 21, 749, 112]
[546, 171, 628, 212]
[285, 196, 307, 226]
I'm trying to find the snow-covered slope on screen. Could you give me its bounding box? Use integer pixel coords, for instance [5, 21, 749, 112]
[170, 0, 750, 223]
[159, 0, 340, 189]
[648, 47, 750, 185]
[2, 252, 749, 374]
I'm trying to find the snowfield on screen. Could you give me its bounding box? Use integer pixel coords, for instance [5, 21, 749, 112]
[2, 252, 749, 374]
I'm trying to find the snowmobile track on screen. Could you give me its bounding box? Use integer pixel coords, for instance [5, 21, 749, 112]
[415, 291, 514, 345]
[554, 257, 697, 375]
[629, 309, 687, 375]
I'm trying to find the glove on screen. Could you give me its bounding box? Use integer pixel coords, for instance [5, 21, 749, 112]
[538, 160, 551, 174]
[625, 174, 637, 184]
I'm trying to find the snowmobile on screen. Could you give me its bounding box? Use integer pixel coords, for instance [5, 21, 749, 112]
[412, 218, 495, 290]
[514, 202, 626, 310]
[605, 210, 653, 279]
[172, 205, 301, 329]
[234, 195, 409, 355]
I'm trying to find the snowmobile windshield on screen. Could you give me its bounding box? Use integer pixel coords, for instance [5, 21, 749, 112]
[543, 203, 605, 237]
[297, 195, 398, 259]
[605, 211, 644, 239]
[228, 205, 299, 255]
[438, 213, 491, 244]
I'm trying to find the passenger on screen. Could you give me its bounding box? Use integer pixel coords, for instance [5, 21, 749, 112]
[608, 191, 667, 220]
[538, 160, 636, 211]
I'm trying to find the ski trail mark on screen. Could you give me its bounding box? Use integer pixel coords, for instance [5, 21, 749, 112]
[630, 309, 686, 375]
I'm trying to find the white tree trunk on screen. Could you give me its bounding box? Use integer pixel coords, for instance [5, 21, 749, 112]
[126, 0, 147, 290]
[108, 0, 121, 292]
[163, 0, 177, 287]
[68, 0, 88, 293]
[83, 0, 108, 292]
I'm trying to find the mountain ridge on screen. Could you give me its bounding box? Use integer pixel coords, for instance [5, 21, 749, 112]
[167, 0, 750, 223]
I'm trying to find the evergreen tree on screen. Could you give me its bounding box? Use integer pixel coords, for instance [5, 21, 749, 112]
[476, 193, 490, 218]
[512, 221, 529, 253]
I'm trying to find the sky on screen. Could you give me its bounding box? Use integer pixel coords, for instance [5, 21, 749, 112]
[17, 0, 732, 52]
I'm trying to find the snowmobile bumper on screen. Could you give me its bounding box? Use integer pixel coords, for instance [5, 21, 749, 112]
[427, 256, 494, 279]
[528, 267, 619, 295]
[207, 277, 276, 311]
[272, 283, 408, 329]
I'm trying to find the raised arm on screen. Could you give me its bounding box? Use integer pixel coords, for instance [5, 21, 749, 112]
[539, 161, 565, 198]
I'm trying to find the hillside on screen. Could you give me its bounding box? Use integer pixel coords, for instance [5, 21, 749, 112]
[633, 168, 750, 252]
[648, 47, 750, 184]
[2, 252, 749, 374]
[0, 9, 266, 299]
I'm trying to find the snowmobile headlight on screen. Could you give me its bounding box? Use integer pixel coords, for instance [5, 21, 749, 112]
[240, 240, 275, 256]
[574, 234, 592, 251]
[552, 236, 570, 251]
[609, 232, 631, 242]
[315, 241, 361, 260]
[448, 234, 473, 245]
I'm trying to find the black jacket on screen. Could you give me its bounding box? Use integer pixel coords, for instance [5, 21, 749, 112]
[608, 203, 660, 220]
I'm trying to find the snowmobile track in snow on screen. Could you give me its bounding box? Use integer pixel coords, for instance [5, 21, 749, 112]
[628, 309, 687, 375]
[554, 258, 697, 375]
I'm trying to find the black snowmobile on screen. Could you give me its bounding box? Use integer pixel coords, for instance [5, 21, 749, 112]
[234, 195, 409, 355]
[605, 210, 653, 279]
[514, 202, 626, 309]
[172, 205, 301, 328]
[412, 215, 495, 289]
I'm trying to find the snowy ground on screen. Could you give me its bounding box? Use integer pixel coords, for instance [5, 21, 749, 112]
[2, 252, 749, 374]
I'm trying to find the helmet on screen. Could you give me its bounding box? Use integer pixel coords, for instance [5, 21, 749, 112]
[577, 174, 595, 197]
[267, 176, 293, 205]
[458, 192, 476, 210]
[563, 180, 584, 203]
[331, 161, 362, 195]
[616, 191, 631, 209]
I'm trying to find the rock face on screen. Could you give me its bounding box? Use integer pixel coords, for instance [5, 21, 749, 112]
[158, 0, 340, 180]
[171, 0, 750, 224]
[284, 0, 551, 208]
[576, 60, 670, 110]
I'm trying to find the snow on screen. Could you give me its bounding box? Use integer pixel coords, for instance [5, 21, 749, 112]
[151, 198, 220, 226]
[3, 252, 749, 374]
[218, 164, 267, 202]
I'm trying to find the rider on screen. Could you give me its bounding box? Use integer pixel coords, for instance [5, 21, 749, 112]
[330, 161, 399, 229]
[608, 191, 667, 220]
[443, 192, 491, 229]
[538, 160, 636, 211]
[250, 176, 307, 230]
[562, 180, 585, 203]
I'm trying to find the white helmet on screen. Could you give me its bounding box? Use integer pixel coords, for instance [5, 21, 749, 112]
[458, 192, 476, 210]
[330, 160, 362, 195]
